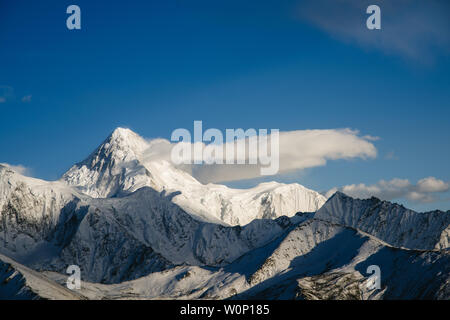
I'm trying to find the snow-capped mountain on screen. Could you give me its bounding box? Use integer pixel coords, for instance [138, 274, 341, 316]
[315, 192, 450, 250]
[0, 128, 449, 300]
[0, 164, 81, 257]
[62, 128, 326, 226]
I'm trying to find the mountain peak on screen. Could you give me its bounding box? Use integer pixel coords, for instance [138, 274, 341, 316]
[61, 128, 153, 198]
[328, 191, 382, 203]
[101, 127, 149, 157]
[110, 127, 136, 139]
[327, 191, 349, 201]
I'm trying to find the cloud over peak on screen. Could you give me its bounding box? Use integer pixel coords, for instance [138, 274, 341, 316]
[143, 128, 377, 183]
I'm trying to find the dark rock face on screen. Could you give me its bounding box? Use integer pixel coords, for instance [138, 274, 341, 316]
[0, 260, 40, 300]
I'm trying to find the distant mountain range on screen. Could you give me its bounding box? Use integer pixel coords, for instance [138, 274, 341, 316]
[0, 128, 448, 299]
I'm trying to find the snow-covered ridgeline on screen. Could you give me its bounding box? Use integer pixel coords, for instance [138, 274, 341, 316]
[315, 192, 450, 250]
[0, 165, 82, 255]
[0, 253, 83, 300]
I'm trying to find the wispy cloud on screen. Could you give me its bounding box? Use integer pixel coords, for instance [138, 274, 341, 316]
[297, 0, 450, 62]
[327, 176, 450, 203]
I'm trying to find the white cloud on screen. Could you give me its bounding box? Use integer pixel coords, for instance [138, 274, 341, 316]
[0, 97, 5, 103]
[406, 191, 434, 203]
[0, 163, 31, 176]
[416, 177, 449, 193]
[143, 128, 377, 183]
[328, 177, 450, 203]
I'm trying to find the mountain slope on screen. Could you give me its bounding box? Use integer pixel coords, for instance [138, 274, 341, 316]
[41, 218, 450, 300]
[316, 192, 450, 250]
[0, 165, 82, 258]
[232, 218, 450, 300]
[0, 253, 84, 300]
[46, 187, 306, 283]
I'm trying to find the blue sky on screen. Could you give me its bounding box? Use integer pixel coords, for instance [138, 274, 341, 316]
[0, 0, 449, 211]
